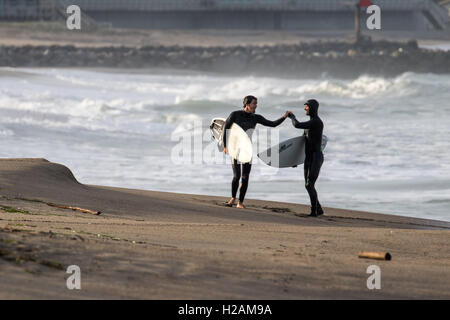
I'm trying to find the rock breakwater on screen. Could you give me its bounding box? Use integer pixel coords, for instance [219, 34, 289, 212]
[1, 38, 449, 78]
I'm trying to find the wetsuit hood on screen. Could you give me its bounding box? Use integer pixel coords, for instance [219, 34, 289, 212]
[305, 99, 319, 118]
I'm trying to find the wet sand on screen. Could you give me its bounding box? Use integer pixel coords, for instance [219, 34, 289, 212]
[0, 158, 449, 299]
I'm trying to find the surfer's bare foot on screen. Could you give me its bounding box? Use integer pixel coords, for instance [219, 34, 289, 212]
[237, 202, 246, 209]
[225, 198, 236, 207]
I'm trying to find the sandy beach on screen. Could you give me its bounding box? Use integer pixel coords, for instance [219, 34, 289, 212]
[0, 158, 449, 299]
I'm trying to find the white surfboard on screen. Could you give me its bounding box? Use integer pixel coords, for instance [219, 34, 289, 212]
[227, 123, 253, 163]
[210, 117, 253, 163]
[258, 135, 328, 168]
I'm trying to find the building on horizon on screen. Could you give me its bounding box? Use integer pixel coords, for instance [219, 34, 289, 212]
[0, 0, 448, 31]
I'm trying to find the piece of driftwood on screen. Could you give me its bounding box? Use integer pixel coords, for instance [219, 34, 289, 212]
[358, 251, 391, 261]
[46, 202, 101, 215]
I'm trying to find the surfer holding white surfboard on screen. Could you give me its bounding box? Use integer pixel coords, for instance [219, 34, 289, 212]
[288, 99, 324, 217]
[223, 95, 291, 209]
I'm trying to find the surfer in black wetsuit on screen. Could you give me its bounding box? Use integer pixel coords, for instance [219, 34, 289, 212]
[288, 99, 324, 217]
[223, 95, 291, 209]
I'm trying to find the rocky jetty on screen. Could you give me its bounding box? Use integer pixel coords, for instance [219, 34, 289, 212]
[1, 38, 449, 78]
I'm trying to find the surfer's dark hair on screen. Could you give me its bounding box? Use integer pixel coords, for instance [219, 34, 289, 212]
[243, 95, 257, 107]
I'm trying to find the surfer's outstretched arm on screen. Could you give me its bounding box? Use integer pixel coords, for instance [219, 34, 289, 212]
[289, 115, 313, 129]
[255, 113, 288, 127]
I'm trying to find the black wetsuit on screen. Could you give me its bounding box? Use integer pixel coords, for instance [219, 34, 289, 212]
[223, 110, 286, 203]
[289, 104, 324, 216]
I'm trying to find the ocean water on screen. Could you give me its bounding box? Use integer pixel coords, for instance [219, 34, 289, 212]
[419, 43, 450, 52]
[0, 67, 449, 222]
